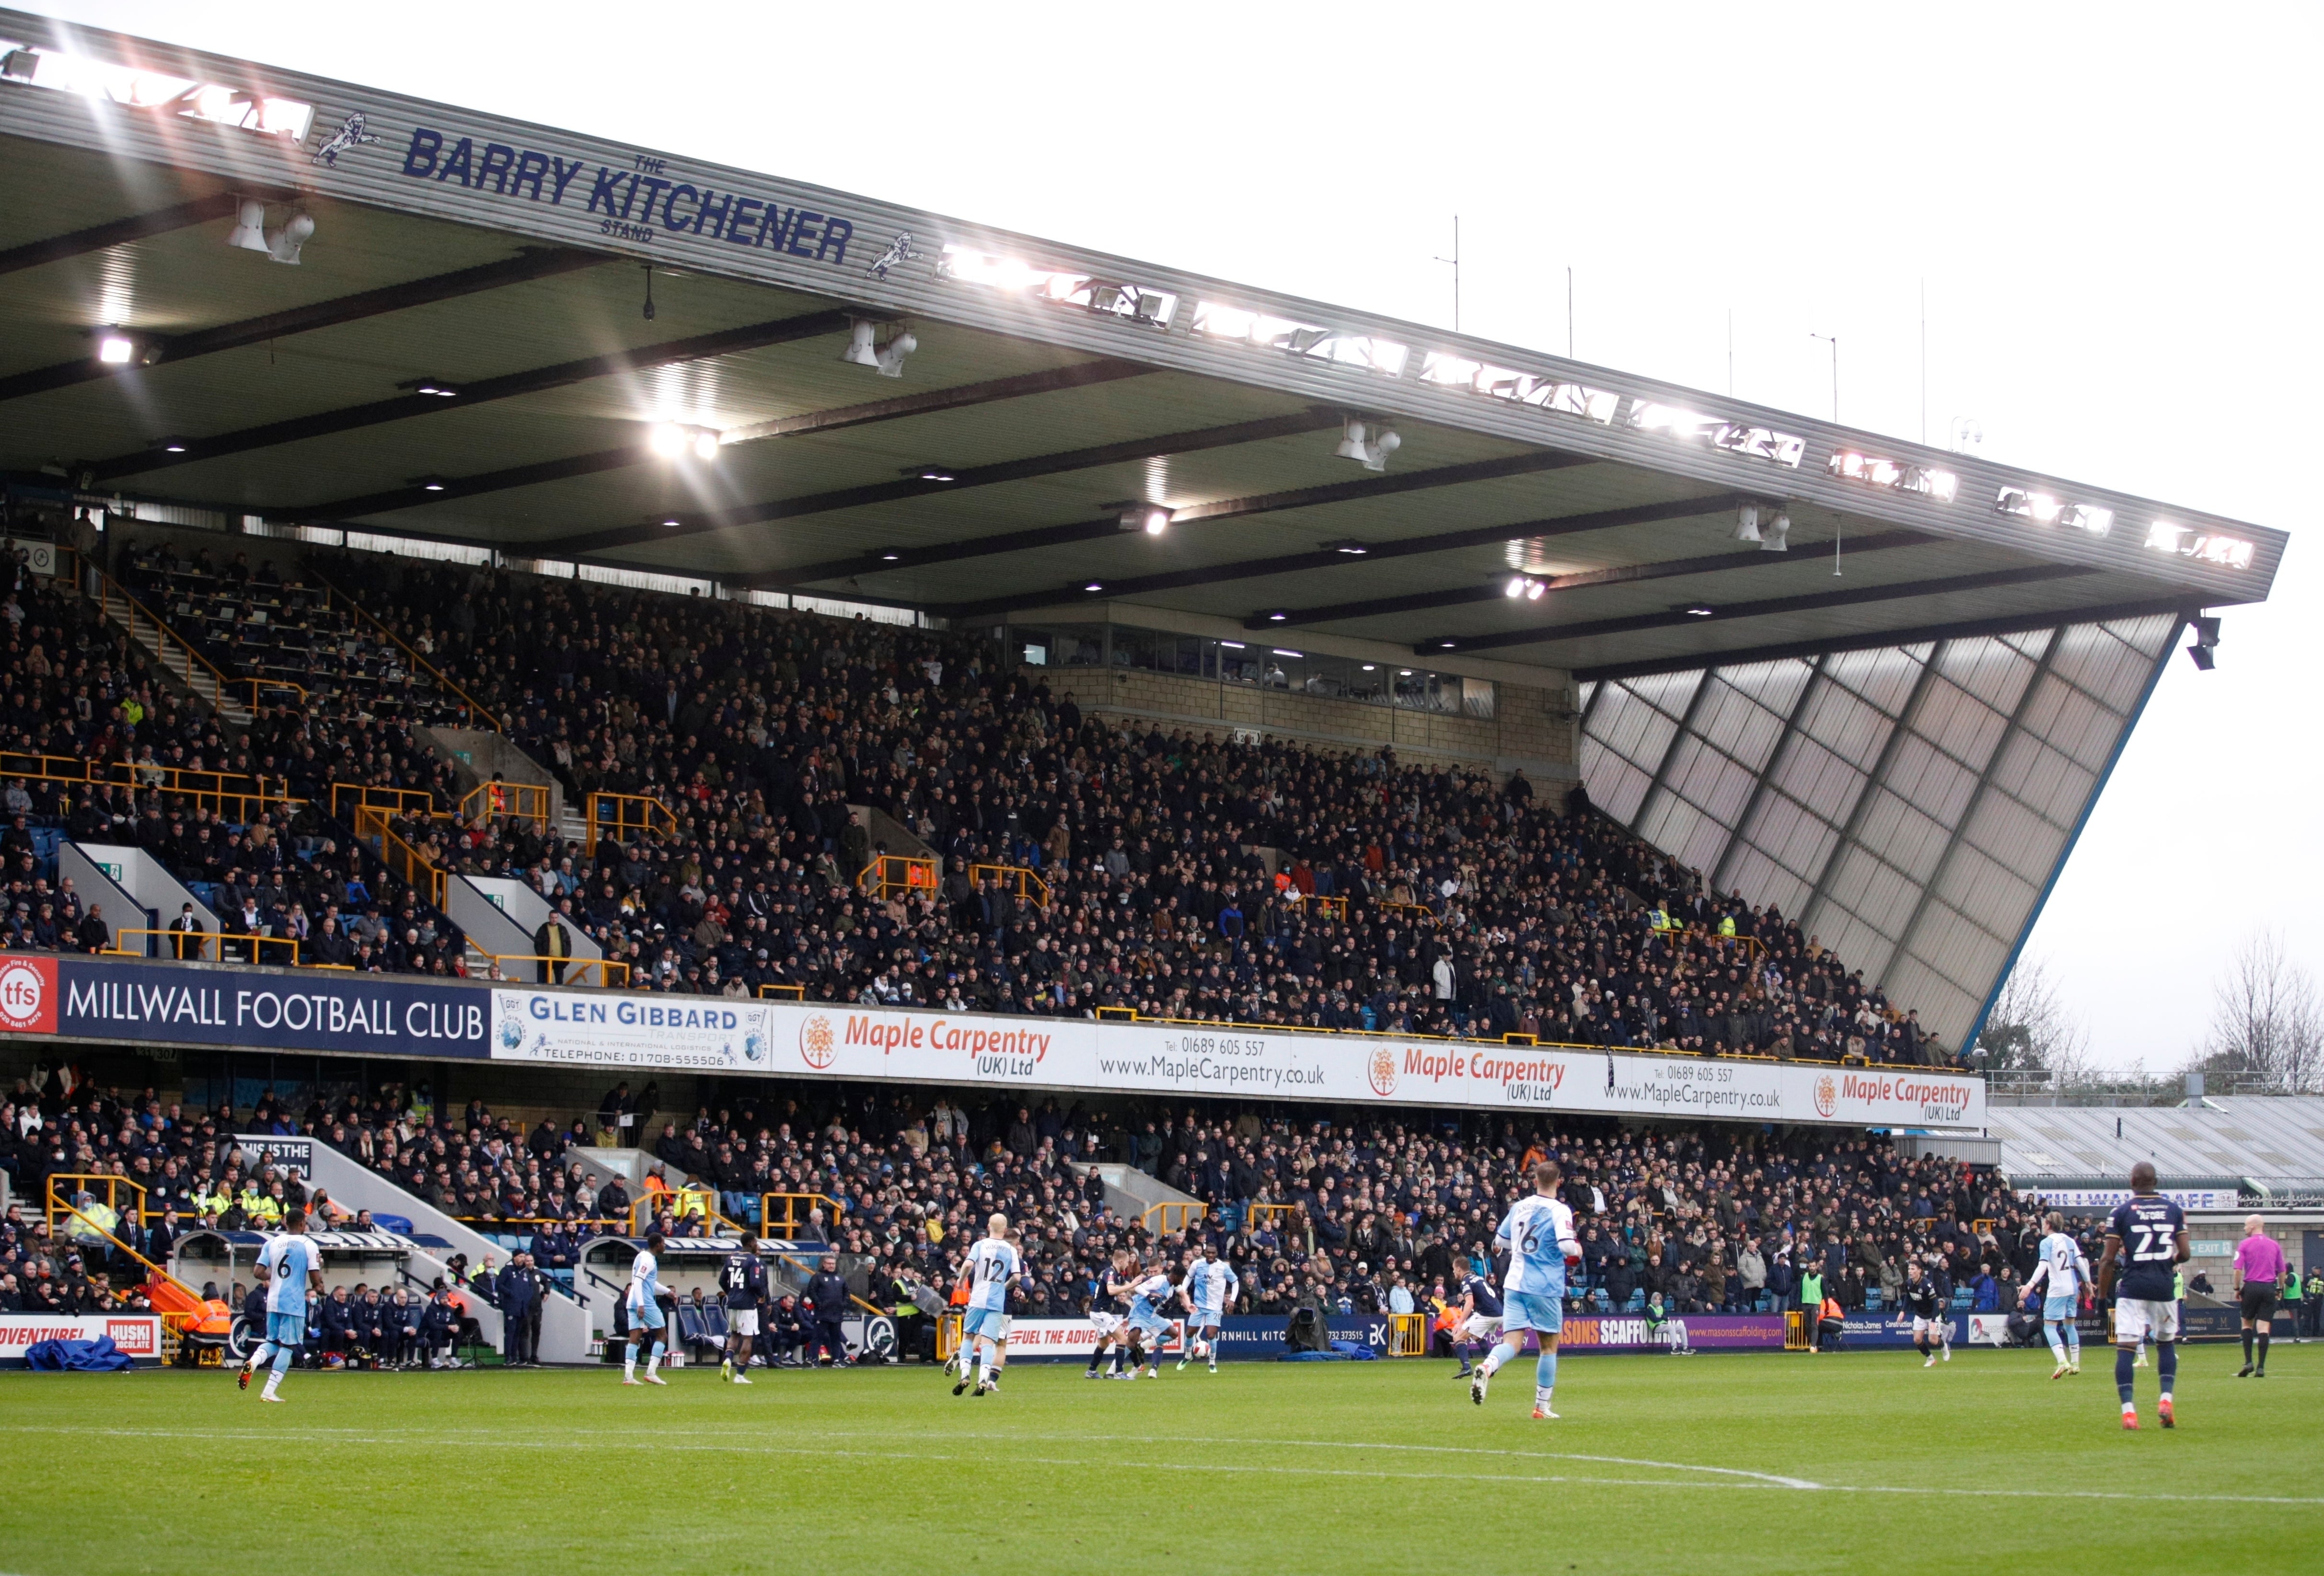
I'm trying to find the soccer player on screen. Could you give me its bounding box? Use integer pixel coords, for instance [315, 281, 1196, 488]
[2021, 1212, 2090, 1378]
[1125, 1256, 1178, 1378]
[238, 1207, 323, 1402]
[1448, 1254, 1503, 1380]
[1086, 1249, 1136, 1379]
[1469, 1160, 1579, 1419]
[2231, 1213, 2286, 1378]
[1901, 1261, 1946, 1367]
[622, 1231, 670, 1386]
[1177, 1242, 1239, 1373]
[719, 1248, 768, 1384]
[2095, 1162, 2188, 1430]
[953, 1212, 1020, 1397]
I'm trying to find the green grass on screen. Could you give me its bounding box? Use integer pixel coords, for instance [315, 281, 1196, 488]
[3, 1344, 2319, 1574]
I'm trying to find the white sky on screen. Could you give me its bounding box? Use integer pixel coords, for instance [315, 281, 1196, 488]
[22, 1, 2322, 1069]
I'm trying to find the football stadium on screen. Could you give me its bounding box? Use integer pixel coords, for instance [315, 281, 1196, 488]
[0, 9, 2316, 1574]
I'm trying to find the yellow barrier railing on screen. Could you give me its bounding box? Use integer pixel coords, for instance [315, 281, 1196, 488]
[1377, 900, 1440, 928]
[354, 804, 445, 908]
[935, 1310, 964, 1363]
[461, 779, 553, 828]
[859, 852, 938, 901]
[759, 1192, 845, 1239]
[46, 1172, 150, 1227]
[312, 566, 503, 730]
[103, 927, 301, 966]
[1242, 1203, 1300, 1232]
[968, 862, 1051, 909]
[0, 749, 298, 824]
[1143, 1201, 1207, 1235]
[758, 983, 805, 1000]
[475, 953, 629, 988]
[588, 791, 678, 851]
[1384, 1311, 1428, 1356]
[331, 781, 439, 821]
[1292, 893, 1350, 920]
[629, 1189, 734, 1236]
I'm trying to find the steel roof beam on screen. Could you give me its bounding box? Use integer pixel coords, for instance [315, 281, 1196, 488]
[1252, 526, 1930, 629]
[1420, 563, 2100, 655]
[0, 191, 243, 276]
[83, 307, 860, 483]
[0, 245, 603, 406]
[888, 452, 1606, 613]
[1570, 595, 2194, 683]
[548, 409, 1348, 559]
[300, 357, 1154, 522]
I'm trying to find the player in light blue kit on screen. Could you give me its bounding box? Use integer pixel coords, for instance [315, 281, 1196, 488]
[238, 1208, 323, 1402]
[953, 1212, 1021, 1397]
[2021, 1210, 2091, 1379]
[1177, 1242, 1239, 1372]
[622, 1231, 669, 1386]
[1124, 1257, 1177, 1378]
[1470, 1161, 1580, 1419]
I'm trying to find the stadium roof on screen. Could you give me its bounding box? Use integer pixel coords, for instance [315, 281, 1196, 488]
[0, 10, 2288, 1059]
[1989, 1098, 2324, 1197]
[0, 7, 2285, 686]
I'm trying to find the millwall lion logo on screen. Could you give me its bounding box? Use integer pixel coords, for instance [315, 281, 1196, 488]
[866, 232, 918, 280]
[312, 112, 380, 167]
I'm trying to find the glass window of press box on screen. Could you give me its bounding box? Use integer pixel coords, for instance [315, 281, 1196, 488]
[977, 620, 1493, 719]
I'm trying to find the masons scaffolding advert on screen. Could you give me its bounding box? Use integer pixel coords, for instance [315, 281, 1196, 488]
[488, 989, 1985, 1128]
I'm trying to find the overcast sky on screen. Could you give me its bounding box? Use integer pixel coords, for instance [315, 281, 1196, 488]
[22, 1, 2321, 1070]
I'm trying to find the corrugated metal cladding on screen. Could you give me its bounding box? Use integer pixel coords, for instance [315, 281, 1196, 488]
[1989, 1098, 2324, 1191]
[1578, 612, 2181, 1051]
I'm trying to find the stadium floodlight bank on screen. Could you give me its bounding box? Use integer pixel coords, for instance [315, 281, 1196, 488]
[0, 6, 2284, 1065]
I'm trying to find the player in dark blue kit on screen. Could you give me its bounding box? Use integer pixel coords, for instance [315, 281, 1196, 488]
[719, 1250, 769, 1385]
[2095, 1162, 2189, 1431]
[1449, 1254, 1503, 1380]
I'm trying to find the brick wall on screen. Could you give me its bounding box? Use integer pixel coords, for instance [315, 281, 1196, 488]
[1036, 664, 1578, 781]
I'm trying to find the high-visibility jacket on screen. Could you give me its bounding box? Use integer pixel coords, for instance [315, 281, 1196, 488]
[1718, 915, 1737, 937]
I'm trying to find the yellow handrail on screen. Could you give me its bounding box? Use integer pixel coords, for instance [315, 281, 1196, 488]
[759, 1192, 845, 1238]
[969, 862, 1051, 908]
[87, 559, 264, 712]
[353, 804, 446, 908]
[629, 1189, 736, 1236]
[311, 566, 503, 730]
[460, 779, 553, 828]
[46, 1172, 150, 1227]
[758, 983, 805, 1000]
[0, 748, 298, 823]
[475, 953, 629, 988]
[1377, 899, 1441, 928]
[587, 791, 678, 851]
[859, 852, 938, 900]
[1142, 1201, 1207, 1235]
[331, 781, 438, 821]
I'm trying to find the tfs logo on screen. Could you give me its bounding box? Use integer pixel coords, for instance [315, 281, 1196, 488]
[1813, 1073, 1838, 1119]
[798, 1014, 835, 1070]
[1366, 1044, 1399, 1097]
[0, 956, 57, 1034]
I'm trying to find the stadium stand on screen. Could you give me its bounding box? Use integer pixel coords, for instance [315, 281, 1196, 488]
[1, 1063, 2030, 1328]
[224, 546, 1946, 1066]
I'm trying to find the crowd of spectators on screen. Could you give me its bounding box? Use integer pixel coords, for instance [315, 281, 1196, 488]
[6, 1057, 2057, 1329]
[0, 536, 474, 970]
[330, 553, 1952, 1066]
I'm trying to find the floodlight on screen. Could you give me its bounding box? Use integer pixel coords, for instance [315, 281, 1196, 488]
[226, 198, 269, 253]
[875, 331, 917, 378]
[267, 209, 313, 265]
[1265, 610, 1289, 622]
[2191, 615, 2221, 646]
[1527, 580, 1545, 600]
[660, 515, 682, 529]
[415, 476, 448, 493]
[1505, 577, 1526, 598]
[96, 330, 136, 365]
[1084, 580, 1105, 593]
[2186, 644, 2215, 671]
[1681, 602, 1715, 617]
[1118, 506, 1172, 536]
[877, 548, 903, 562]
[915, 466, 957, 483]
[1323, 539, 1369, 555]
[649, 424, 690, 459]
[412, 378, 460, 399]
[1733, 504, 1762, 543]
[844, 318, 915, 377]
[692, 431, 719, 462]
[1761, 511, 1790, 552]
[157, 437, 189, 454]
[1333, 416, 1400, 472]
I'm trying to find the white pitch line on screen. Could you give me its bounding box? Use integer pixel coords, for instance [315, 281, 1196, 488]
[6, 1423, 2322, 1506]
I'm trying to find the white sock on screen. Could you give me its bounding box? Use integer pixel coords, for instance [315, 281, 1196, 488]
[1535, 1385, 1553, 1407]
[261, 1372, 280, 1398]
[624, 1349, 636, 1376]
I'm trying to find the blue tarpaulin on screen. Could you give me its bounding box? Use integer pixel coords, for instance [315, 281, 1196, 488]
[23, 1336, 134, 1371]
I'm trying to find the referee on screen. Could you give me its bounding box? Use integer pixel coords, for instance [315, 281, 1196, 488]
[2231, 1214, 2287, 1378]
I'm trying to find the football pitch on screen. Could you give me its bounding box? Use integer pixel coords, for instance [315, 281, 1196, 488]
[3, 1346, 2318, 1574]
